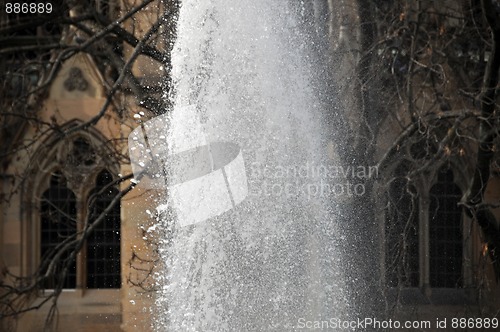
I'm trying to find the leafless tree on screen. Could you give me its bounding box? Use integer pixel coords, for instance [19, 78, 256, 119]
[3, 0, 500, 329]
[0, 0, 178, 329]
[349, 0, 500, 296]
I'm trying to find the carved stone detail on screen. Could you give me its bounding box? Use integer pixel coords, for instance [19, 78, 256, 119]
[63, 67, 89, 92]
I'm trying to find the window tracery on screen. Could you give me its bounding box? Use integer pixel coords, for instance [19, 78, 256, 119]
[36, 134, 121, 289]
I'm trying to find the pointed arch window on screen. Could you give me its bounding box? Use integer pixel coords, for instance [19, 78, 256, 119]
[385, 162, 419, 287]
[38, 135, 121, 290]
[87, 170, 121, 288]
[429, 168, 463, 288]
[385, 163, 465, 292]
[40, 171, 77, 289]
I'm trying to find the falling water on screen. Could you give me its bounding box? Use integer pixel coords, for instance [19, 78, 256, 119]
[149, 0, 351, 330]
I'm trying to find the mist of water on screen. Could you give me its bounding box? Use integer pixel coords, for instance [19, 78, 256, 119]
[152, 1, 351, 330]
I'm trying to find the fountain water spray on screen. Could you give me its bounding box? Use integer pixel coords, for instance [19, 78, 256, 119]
[130, 0, 352, 330]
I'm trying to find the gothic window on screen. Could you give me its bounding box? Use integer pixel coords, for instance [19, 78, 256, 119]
[385, 162, 419, 287]
[87, 170, 121, 288]
[429, 168, 463, 288]
[38, 136, 121, 289]
[385, 163, 464, 290]
[40, 172, 77, 289]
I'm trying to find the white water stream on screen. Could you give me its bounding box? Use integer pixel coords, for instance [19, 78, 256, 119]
[150, 1, 350, 330]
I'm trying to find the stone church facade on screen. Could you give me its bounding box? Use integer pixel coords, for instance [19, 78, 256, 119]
[1, 0, 499, 331]
[0, 1, 161, 330]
